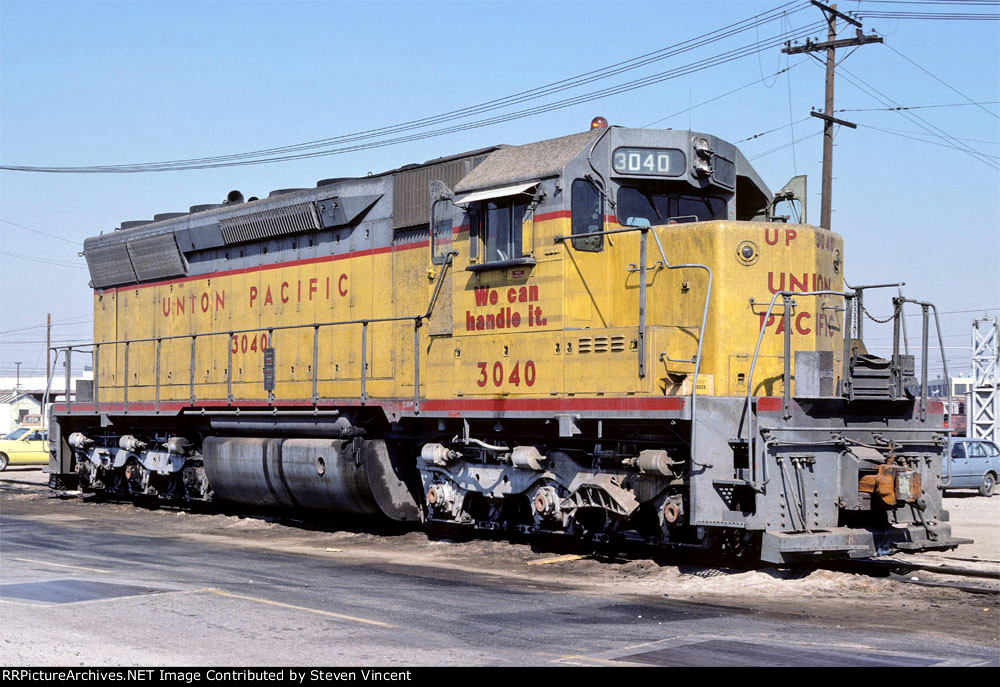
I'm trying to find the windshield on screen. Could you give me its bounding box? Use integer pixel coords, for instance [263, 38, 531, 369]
[3, 427, 30, 440]
[617, 186, 726, 226]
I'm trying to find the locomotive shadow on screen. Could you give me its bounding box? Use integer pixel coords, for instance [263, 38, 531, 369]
[77, 492, 819, 577]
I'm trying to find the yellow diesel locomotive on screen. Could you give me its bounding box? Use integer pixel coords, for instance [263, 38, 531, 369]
[49, 121, 965, 562]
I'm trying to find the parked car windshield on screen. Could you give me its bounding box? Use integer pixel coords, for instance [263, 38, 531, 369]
[2, 428, 30, 440]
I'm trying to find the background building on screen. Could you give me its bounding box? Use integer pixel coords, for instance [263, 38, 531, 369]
[0, 370, 92, 434]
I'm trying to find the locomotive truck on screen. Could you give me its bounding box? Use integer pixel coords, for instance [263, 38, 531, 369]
[46, 120, 967, 562]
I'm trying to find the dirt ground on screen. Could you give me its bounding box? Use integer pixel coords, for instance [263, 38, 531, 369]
[2, 467, 998, 646]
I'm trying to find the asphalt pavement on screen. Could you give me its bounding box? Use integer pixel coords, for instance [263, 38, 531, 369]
[0, 469, 997, 667]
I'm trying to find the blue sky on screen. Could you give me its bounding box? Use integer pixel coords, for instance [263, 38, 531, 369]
[1, 0, 998, 381]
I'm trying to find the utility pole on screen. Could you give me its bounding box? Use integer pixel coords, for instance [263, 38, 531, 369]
[14, 362, 22, 393]
[783, 1, 882, 231]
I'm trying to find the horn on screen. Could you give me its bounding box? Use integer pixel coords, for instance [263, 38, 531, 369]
[225, 190, 244, 204]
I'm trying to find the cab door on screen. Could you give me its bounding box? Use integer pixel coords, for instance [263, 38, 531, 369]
[966, 442, 990, 487]
[949, 442, 972, 487]
[14, 430, 48, 464]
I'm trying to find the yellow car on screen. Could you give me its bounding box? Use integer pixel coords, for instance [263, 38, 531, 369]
[0, 427, 49, 470]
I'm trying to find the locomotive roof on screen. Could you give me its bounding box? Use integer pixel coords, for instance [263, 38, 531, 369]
[453, 130, 602, 193]
[82, 125, 773, 289]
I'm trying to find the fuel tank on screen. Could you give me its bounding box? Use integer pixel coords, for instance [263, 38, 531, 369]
[202, 437, 419, 521]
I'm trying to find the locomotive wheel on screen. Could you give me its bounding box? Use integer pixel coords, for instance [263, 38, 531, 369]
[711, 528, 761, 564]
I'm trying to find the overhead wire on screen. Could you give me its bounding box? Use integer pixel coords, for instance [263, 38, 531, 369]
[1, 4, 825, 174]
[738, 116, 813, 142]
[851, 12, 999, 20]
[882, 44, 1000, 119]
[0, 251, 88, 269]
[856, 123, 1000, 157]
[642, 61, 806, 127]
[0, 316, 93, 336]
[749, 131, 824, 159]
[854, 2, 998, 6]
[822, 59, 1000, 169]
[837, 101, 1000, 112]
[784, 11, 801, 173]
[0, 219, 81, 246]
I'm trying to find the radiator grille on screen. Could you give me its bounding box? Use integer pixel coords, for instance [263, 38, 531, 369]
[218, 202, 320, 245]
[393, 159, 468, 229]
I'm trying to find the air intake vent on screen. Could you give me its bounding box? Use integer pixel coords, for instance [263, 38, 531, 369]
[218, 202, 320, 245]
[577, 335, 626, 354]
[87, 241, 137, 288]
[126, 233, 187, 282]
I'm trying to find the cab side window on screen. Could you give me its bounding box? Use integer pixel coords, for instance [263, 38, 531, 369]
[478, 198, 527, 263]
[571, 179, 603, 252]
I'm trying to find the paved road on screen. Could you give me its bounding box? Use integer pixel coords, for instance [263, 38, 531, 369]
[0, 475, 997, 667]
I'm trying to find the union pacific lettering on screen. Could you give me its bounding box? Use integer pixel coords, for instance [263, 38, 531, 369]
[160, 274, 349, 319]
[248, 274, 348, 309]
[758, 309, 839, 337]
[767, 272, 832, 294]
[465, 285, 547, 331]
[161, 290, 226, 317]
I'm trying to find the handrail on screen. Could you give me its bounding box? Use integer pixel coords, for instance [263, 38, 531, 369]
[50, 252, 458, 414]
[745, 289, 852, 489]
[896, 297, 952, 487]
[745, 288, 950, 491]
[647, 228, 713, 469]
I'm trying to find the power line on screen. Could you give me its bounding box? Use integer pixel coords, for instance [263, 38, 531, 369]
[0, 219, 82, 246]
[739, 116, 813, 142]
[1, 4, 824, 174]
[0, 251, 88, 269]
[833, 63, 1000, 170]
[837, 101, 1000, 113]
[862, 306, 1000, 320]
[850, 122, 999, 145]
[853, 12, 999, 20]
[0, 316, 92, 336]
[749, 130, 825, 159]
[855, 2, 999, 5]
[642, 62, 806, 127]
[857, 123, 1000, 158]
[882, 44, 1000, 120]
